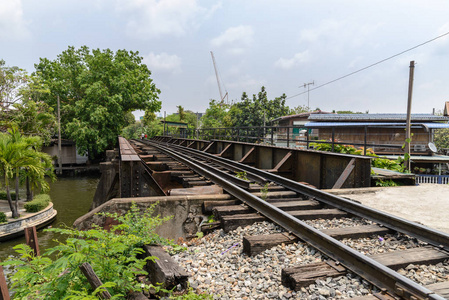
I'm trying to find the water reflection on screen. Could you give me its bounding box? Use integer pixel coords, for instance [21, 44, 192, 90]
[0, 175, 99, 260]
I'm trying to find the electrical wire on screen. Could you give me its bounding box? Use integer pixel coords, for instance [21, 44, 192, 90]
[286, 30, 449, 100]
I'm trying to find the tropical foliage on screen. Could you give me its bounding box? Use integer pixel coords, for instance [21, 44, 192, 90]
[0, 126, 55, 218]
[433, 128, 449, 152]
[34, 46, 161, 157]
[200, 87, 289, 129]
[0, 203, 210, 299]
[230, 86, 289, 127]
[310, 142, 406, 173]
[0, 59, 28, 112]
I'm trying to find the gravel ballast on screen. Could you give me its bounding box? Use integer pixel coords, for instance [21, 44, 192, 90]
[171, 220, 449, 299]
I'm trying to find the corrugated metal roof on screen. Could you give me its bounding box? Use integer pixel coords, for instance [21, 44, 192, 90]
[304, 122, 449, 128]
[270, 110, 334, 123]
[308, 113, 449, 122]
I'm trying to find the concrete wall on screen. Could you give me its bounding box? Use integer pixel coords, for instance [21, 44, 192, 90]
[73, 194, 232, 240]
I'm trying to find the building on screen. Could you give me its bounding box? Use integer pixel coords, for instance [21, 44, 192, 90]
[270, 110, 333, 148]
[304, 113, 449, 155]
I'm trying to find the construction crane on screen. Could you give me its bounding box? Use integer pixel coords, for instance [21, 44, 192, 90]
[210, 51, 228, 104]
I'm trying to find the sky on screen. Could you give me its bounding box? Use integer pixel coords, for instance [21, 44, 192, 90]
[1, 0, 449, 119]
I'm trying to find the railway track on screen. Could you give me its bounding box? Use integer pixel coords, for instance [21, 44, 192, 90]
[130, 138, 449, 300]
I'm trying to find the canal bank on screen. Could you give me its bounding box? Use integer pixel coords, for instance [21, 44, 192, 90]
[0, 175, 99, 260]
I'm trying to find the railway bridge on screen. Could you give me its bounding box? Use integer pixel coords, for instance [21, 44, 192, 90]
[72, 136, 449, 300]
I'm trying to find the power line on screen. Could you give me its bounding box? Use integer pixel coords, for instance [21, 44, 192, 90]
[287, 30, 449, 100]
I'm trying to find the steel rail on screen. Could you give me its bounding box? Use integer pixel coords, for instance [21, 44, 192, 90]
[141, 140, 446, 300]
[151, 139, 449, 253]
[134, 139, 269, 185]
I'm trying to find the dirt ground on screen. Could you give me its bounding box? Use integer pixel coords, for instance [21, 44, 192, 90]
[331, 184, 449, 234]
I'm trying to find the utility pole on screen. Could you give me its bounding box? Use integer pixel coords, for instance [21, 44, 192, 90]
[303, 81, 314, 109]
[405, 61, 415, 172]
[57, 95, 62, 175]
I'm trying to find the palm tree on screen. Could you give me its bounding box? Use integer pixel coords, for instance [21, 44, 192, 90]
[0, 127, 54, 218]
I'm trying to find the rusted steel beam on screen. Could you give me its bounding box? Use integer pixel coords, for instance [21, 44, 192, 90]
[0, 266, 10, 300]
[332, 158, 356, 189]
[24, 226, 40, 257]
[218, 142, 233, 158]
[239, 146, 255, 165]
[271, 151, 293, 173]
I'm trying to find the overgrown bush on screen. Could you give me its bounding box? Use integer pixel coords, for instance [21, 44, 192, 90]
[0, 212, 7, 223]
[311, 142, 406, 173]
[24, 194, 51, 213]
[0, 202, 208, 299]
[0, 190, 17, 200]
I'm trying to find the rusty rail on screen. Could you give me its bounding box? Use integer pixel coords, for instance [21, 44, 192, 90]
[139, 138, 447, 300]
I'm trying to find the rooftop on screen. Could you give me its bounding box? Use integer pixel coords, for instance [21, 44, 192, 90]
[308, 113, 449, 122]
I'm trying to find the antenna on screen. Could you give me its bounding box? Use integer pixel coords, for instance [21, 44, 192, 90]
[302, 81, 314, 109]
[210, 51, 228, 104]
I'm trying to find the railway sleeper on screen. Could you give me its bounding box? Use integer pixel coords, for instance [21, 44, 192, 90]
[141, 245, 189, 290]
[220, 209, 348, 233]
[282, 247, 449, 292]
[242, 225, 390, 256]
[213, 200, 323, 219]
[282, 261, 346, 290]
[202, 200, 240, 214]
[424, 281, 449, 299]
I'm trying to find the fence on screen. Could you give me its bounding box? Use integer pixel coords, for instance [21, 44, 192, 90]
[416, 175, 449, 184]
[164, 125, 432, 155]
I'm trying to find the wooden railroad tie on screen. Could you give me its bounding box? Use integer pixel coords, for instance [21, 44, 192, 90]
[282, 246, 449, 291]
[142, 245, 189, 290]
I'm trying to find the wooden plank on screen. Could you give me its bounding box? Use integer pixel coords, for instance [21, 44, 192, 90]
[266, 197, 307, 203]
[282, 261, 346, 290]
[321, 225, 391, 239]
[143, 245, 189, 289]
[213, 205, 254, 218]
[289, 209, 348, 220]
[272, 200, 322, 211]
[221, 213, 266, 233]
[0, 266, 10, 300]
[79, 262, 112, 299]
[242, 233, 298, 256]
[350, 294, 396, 300]
[425, 281, 449, 299]
[370, 247, 449, 270]
[203, 200, 238, 213]
[332, 158, 356, 189]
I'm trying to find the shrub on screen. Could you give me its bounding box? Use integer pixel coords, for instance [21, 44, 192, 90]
[0, 212, 7, 223]
[24, 194, 51, 213]
[0, 190, 17, 200]
[0, 202, 196, 299]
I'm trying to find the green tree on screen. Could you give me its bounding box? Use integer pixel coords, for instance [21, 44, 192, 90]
[34, 46, 161, 158]
[201, 100, 231, 128]
[0, 59, 27, 112]
[230, 86, 290, 127]
[434, 128, 449, 152]
[177, 105, 185, 121]
[9, 99, 56, 145]
[290, 105, 311, 114]
[142, 110, 157, 126]
[0, 127, 55, 218]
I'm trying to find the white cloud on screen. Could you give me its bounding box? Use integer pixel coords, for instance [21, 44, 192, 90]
[211, 25, 254, 55]
[116, 0, 220, 38]
[143, 52, 182, 73]
[274, 51, 310, 70]
[0, 0, 29, 39]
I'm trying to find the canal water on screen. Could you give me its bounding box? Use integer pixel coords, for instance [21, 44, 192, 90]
[0, 175, 99, 260]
